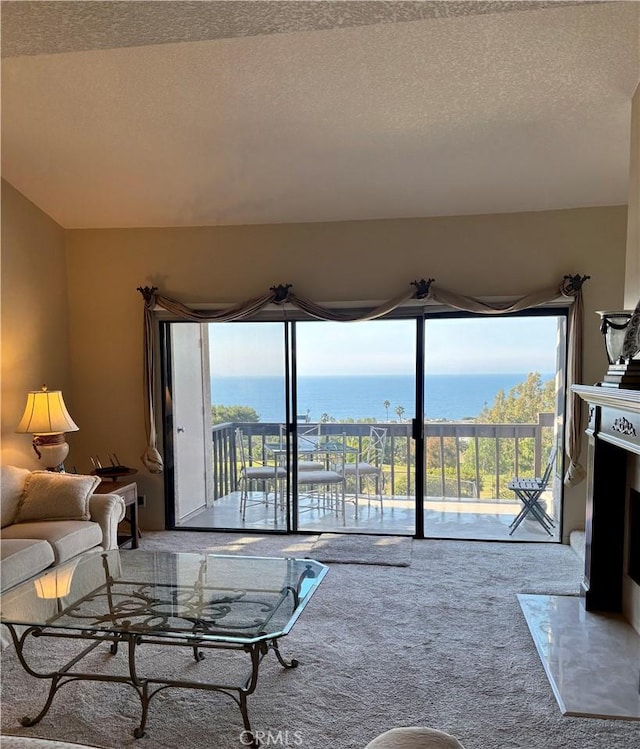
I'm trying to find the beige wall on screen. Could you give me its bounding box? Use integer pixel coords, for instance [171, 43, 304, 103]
[0, 175, 629, 536]
[61, 207, 628, 534]
[625, 83, 640, 309]
[1, 180, 72, 468]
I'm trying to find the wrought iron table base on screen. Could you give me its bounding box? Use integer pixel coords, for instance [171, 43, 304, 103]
[7, 624, 299, 748]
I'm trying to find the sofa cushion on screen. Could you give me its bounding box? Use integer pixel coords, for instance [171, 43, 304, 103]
[15, 472, 101, 523]
[0, 538, 55, 591]
[1, 465, 30, 528]
[2, 521, 102, 564]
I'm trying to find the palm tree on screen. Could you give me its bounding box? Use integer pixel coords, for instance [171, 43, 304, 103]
[383, 400, 390, 420]
[395, 405, 405, 422]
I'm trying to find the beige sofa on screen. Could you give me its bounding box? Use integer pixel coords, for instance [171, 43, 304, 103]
[0, 465, 125, 592]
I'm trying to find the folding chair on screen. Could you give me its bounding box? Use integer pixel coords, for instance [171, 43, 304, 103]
[508, 445, 558, 536]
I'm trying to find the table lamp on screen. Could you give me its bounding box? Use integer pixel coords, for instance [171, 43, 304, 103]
[16, 385, 79, 471]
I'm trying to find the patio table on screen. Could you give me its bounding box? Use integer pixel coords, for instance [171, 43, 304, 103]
[267, 435, 360, 521]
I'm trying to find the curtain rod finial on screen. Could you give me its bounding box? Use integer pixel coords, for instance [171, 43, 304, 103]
[411, 278, 435, 299]
[270, 284, 292, 304]
[137, 286, 158, 304]
[562, 275, 590, 294]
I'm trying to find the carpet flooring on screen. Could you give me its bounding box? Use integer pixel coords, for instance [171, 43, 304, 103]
[2, 532, 638, 749]
[310, 533, 412, 566]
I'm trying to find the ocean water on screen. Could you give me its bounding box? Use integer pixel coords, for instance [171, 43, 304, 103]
[210, 373, 553, 423]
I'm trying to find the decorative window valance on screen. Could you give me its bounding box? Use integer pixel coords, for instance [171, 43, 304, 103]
[137, 274, 589, 486]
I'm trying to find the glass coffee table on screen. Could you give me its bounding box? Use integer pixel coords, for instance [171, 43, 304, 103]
[0, 549, 328, 746]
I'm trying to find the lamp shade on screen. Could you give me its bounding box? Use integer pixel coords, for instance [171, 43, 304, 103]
[34, 559, 79, 599]
[16, 387, 79, 435]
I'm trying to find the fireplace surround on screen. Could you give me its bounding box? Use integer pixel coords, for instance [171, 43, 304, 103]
[630, 489, 640, 587]
[572, 385, 640, 633]
[517, 386, 640, 720]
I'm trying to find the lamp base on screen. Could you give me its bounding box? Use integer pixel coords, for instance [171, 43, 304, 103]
[600, 361, 640, 390]
[33, 434, 70, 471]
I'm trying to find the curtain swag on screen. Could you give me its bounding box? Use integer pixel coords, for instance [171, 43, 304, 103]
[137, 274, 590, 487]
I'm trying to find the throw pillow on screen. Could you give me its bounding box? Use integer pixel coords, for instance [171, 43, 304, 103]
[15, 471, 101, 523]
[1, 465, 31, 527]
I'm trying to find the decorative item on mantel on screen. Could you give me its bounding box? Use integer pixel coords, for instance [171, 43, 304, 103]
[597, 300, 640, 390]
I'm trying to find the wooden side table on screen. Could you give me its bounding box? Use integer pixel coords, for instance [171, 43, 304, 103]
[94, 479, 140, 549]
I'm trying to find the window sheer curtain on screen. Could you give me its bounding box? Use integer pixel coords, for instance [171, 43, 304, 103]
[137, 274, 589, 485]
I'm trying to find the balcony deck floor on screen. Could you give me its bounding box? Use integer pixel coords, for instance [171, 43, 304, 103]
[177, 492, 559, 542]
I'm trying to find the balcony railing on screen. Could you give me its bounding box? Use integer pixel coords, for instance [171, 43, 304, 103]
[211, 414, 556, 504]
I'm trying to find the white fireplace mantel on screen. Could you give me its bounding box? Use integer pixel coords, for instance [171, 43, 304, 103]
[572, 385, 640, 458]
[571, 384, 639, 624]
[571, 385, 640, 414]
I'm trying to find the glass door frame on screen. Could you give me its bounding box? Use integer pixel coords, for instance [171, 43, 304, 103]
[159, 305, 567, 541]
[419, 306, 569, 543]
[414, 317, 425, 538]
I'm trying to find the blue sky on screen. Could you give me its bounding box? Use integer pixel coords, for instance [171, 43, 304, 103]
[208, 316, 561, 376]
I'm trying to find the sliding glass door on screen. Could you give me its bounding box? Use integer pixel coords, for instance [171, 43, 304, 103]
[162, 309, 565, 541]
[422, 312, 565, 541]
[293, 319, 417, 533]
[168, 320, 287, 531]
[208, 321, 288, 531]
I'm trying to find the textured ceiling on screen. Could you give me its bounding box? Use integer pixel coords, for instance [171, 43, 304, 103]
[1, 1, 578, 57]
[1, 1, 638, 229]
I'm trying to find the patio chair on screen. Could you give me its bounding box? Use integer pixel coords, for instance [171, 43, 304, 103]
[280, 422, 325, 472]
[235, 428, 287, 521]
[297, 433, 347, 522]
[508, 445, 558, 536]
[341, 426, 387, 517]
